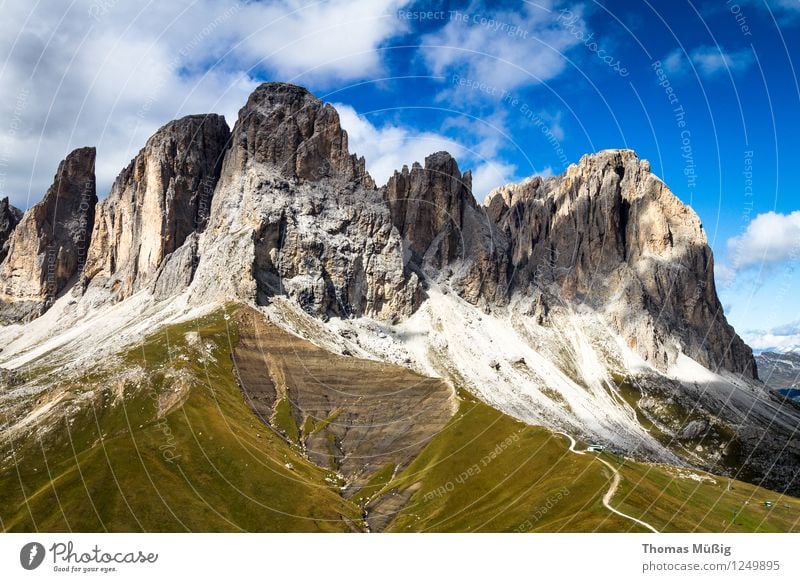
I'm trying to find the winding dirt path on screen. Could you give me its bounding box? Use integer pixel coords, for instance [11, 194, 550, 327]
[555, 432, 659, 533]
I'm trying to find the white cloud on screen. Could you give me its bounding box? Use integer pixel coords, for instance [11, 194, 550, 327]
[739, 0, 800, 23]
[690, 46, 754, 77]
[435, 111, 556, 191]
[772, 0, 800, 10]
[714, 262, 737, 287]
[0, 0, 410, 209]
[743, 328, 800, 353]
[660, 46, 754, 79]
[334, 103, 463, 185]
[421, 0, 585, 98]
[662, 49, 685, 75]
[439, 112, 508, 160]
[471, 160, 517, 198]
[334, 103, 518, 199]
[233, 0, 411, 83]
[727, 210, 800, 270]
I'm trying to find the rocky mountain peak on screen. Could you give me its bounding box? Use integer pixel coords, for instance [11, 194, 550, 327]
[0, 147, 96, 321]
[382, 149, 510, 305]
[226, 82, 372, 186]
[82, 113, 230, 301]
[0, 84, 755, 378]
[484, 148, 755, 377]
[757, 351, 800, 392]
[0, 197, 23, 264]
[386, 150, 473, 265]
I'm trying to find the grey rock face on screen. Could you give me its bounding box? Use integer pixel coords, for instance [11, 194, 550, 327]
[0, 197, 23, 264]
[485, 150, 756, 378]
[82, 114, 230, 300]
[0, 147, 96, 321]
[197, 172, 421, 323]
[385, 152, 510, 305]
[679, 419, 710, 440]
[225, 82, 372, 186]
[386, 152, 470, 266]
[149, 232, 200, 300]
[192, 84, 418, 321]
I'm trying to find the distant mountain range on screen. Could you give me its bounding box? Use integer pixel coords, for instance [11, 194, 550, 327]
[757, 351, 800, 402]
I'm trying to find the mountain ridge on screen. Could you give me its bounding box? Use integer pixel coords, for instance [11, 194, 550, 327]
[0, 83, 755, 379]
[1, 81, 798, 502]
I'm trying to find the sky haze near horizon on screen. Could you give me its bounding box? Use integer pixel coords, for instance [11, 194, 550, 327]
[0, 0, 798, 352]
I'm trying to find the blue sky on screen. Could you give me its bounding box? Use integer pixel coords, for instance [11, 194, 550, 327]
[1, 0, 798, 350]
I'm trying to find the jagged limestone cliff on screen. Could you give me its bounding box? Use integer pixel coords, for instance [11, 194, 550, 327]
[0, 82, 792, 496]
[485, 150, 755, 378]
[190, 83, 420, 321]
[0, 197, 22, 264]
[0, 147, 96, 321]
[82, 114, 230, 301]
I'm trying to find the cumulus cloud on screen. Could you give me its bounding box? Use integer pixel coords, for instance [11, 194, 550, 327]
[471, 159, 518, 200]
[0, 0, 411, 209]
[743, 323, 800, 353]
[233, 0, 411, 82]
[421, 0, 585, 98]
[769, 0, 800, 18]
[471, 160, 517, 195]
[660, 46, 754, 79]
[691, 46, 754, 76]
[335, 103, 519, 199]
[334, 103, 464, 185]
[714, 262, 737, 287]
[662, 49, 684, 75]
[727, 210, 800, 270]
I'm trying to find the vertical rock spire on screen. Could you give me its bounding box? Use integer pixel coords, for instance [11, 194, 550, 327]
[0, 197, 23, 264]
[82, 114, 230, 300]
[0, 147, 96, 321]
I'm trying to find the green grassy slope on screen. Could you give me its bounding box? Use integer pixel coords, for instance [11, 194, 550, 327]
[0, 308, 360, 532]
[615, 457, 800, 533]
[366, 393, 800, 532]
[371, 396, 639, 532]
[1, 306, 799, 532]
